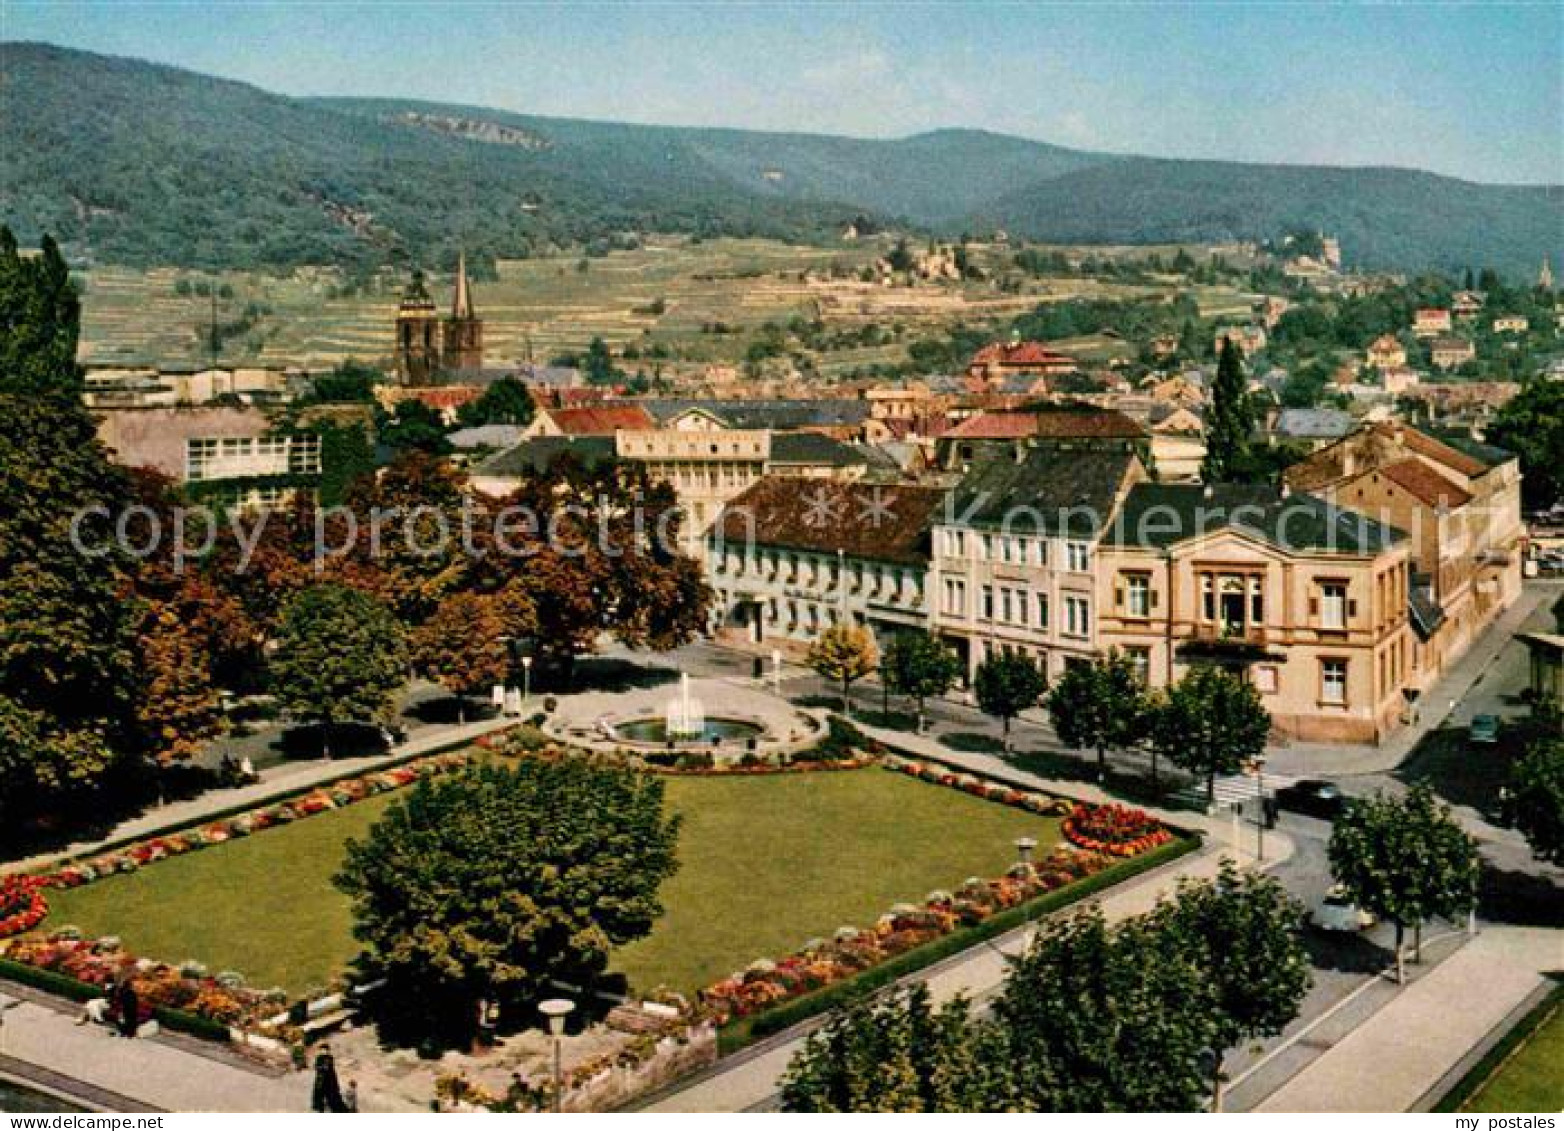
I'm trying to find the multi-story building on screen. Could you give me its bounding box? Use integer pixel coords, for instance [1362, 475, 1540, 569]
[95, 404, 327, 510]
[1430, 337, 1476, 370]
[705, 478, 945, 650]
[1365, 334, 1407, 371]
[1283, 421, 1524, 688]
[1413, 308, 1453, 337]
[1096, 483, 1415, 744]
[929, 444, 1149, 679]
[472, 428, 873, 555]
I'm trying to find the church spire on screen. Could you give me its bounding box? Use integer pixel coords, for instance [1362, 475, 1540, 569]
[452, 251, 474, 320]
[1540, 257, 1554, 292]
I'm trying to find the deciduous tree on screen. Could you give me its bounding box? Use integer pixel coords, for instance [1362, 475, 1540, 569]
[456, 375, 535, 428]
[409, 592, 509, 721]
[807, 623, 879, 717]
[973, 651, 1047, 752]
[335, 758, 679, 1046]
[1046, 649, 1153, 783]
[994, 906, 1221, 1111]
[1328, 785, 1480, 981]
[1149, 861, 1311, 1107]
[1504, 737, 1564, 866]
[270, 584, 407, 756]
[1150, 665, 1270, 805]
[881, 631, 960, 732]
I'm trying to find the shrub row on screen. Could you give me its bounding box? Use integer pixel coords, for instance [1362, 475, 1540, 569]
[717, 833, 1199, 1054]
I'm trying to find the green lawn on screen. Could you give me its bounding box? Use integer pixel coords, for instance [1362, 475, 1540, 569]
[46, 767, 1059, 997]
[1460, 995, 1564, 1112]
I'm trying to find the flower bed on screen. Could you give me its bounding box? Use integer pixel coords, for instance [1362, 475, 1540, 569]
[0, 749, 472, 1043]
[695, 757, 1176, 1028]
[488, 719, 879, 776]
[882, 754, 1078, 818]
[1062, 802, 1173, 857]
[698, 848, 1111, 1024]
[0, 930, 276, 1033]
[0, 875, 47, 939]
[29, 751, 469, 894]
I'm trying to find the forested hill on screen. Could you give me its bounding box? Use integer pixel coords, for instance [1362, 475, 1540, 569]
[3, 42, 1559, 276]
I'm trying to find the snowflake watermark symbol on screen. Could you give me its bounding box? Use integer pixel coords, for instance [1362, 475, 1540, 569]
[802, 486, 842, 528]
[857, 487, 898, 529]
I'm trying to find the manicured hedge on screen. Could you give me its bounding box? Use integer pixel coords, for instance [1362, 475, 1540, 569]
[717, 833, 1200, 1054]
[0, 957, 232, 1043]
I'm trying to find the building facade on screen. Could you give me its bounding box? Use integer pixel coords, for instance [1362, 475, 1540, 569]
[705, 478, 944, 651]
[1096, 484, 1415, 744]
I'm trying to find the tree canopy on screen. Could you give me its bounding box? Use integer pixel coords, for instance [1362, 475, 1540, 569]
[880, 631, 960, 732]
[807, 623, 879, 717]
[973, 652, 1048, 751]
[335, 757, 680, 1046]
[270, 584, 407, 753]
[1150, 665, 1271, 804]
[1046, 650, 1153, 783]
[1504, 737, 1564, 866]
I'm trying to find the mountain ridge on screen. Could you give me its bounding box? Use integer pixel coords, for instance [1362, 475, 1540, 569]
[3, 41, 1559, 275]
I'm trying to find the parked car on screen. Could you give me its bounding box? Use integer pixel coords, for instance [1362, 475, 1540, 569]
[1275, 779, 1346, 820]
[1310, 886, 1376, 933]
[1469, 714, 1501, 745]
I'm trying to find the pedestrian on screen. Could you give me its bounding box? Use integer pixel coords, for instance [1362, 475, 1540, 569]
[342, 1079, 359, 1113]
[311, 1043, 346, 1113]
[115, 979, 139, 1039]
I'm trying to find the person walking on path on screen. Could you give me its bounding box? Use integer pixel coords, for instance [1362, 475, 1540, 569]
[115, 979, 139, 1039]
[312, 1044, 347, 1112]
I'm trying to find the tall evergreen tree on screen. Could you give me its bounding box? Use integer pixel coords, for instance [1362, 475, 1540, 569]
[1201, 336, 1255, 482]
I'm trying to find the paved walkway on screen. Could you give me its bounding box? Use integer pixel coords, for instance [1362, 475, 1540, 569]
[1257, 925, 1562, 1112]
[643, 842, 1242, 1112]
[0, 993, 305, 1112]
[642, 720, 1286, 1112]
[7, 713, 518, 874]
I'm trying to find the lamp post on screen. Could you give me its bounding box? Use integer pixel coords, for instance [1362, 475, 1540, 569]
[1014, 835, 1038, 872]
[770, 648, 782, 696]
[521, 655, 534, 709]
[539, 997, 574, 1113]
[1252, 755, 1267, 862]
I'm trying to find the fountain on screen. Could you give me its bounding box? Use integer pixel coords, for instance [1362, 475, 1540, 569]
[665, 672, 705, 739]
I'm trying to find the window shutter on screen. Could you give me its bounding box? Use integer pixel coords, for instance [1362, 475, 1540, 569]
[1309, 596, 1319, 616]
[1348, 599, 1358, 618]
[1150, 589, 1159, 609]
[1115, 586, 1124, 608]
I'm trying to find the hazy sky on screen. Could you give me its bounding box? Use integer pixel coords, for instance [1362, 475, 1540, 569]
[7, 1, 1561, 184]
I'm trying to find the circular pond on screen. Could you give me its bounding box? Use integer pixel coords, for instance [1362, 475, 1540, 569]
[612, 717, 765, 745]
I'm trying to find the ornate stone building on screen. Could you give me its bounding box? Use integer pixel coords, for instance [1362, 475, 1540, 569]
[393, 256, 484, 385]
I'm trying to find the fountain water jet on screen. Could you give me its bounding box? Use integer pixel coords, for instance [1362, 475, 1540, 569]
[665, 673, 705, 738]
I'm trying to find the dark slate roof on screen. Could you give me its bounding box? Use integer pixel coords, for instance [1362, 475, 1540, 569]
[949, 446, 1139, 536]
[643, 399, 870, 430]
[713, 478, 946, 565]
[476, 435, 617, 477]
[1409, 584, 1446, 641]
[769, 432, 870, 467]
[1103, 483, 1405, 555]
[1435, 432, 1514, 470]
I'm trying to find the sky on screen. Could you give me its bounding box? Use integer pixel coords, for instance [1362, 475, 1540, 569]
[5, 1, 1561, 184]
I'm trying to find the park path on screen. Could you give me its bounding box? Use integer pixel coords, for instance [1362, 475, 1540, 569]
[1256, 925, 1562, 1112]
[0, 992, 305, 1112]
[5, 713, 518, 875]
[641, 729, 1282, 1112]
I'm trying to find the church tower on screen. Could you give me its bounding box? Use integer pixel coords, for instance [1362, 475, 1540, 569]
[441, 252, 485, 372]
[394, 269, 439, 387]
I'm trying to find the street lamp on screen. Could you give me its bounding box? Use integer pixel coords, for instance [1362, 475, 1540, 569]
[521, 655, 534, 709]
[1248, 755, 1267, 862]
[1014, 835, 1038, 872]
[539, 997, 574, 1113]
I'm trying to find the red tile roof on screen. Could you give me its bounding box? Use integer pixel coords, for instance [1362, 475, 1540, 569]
[946, 412, 1039, 439]
[714, 478, 946, 565]
[1377, 458, 1474, 508]
[969, 341, 1077, 369]
[546, 404, 655, 435]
